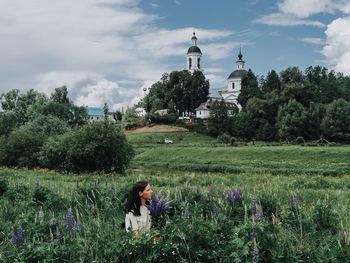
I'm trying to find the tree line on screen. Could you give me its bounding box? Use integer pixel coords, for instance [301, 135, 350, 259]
[0, 87, 133, 172]
[207, 66, 350, 142]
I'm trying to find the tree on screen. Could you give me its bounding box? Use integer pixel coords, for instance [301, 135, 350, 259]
[276, 99, 307, 140]
[237, 69, 261, 108]
[143, 70, 209, 117]
[321, 99, 350, 142]
[123, 107, 141, 129]
[50, 86, 69, 104]
[207, 100, 236, 137]
[262, 70, 281, 93]
[0, 111, 19, 136]
[103, 103, 109, 121]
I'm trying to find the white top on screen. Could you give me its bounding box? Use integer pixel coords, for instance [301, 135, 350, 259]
[125, 205, 151, 232]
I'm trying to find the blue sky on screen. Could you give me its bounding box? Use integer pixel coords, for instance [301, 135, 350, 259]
[1, 0, 350, 110]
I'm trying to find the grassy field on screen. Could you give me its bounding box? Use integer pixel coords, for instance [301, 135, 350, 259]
[129, 131, 350, 175]
[1, 129, 350, 262]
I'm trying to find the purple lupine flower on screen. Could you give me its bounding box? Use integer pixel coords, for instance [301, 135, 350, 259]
[183, 206, 190, 221]
[251, 223, 257, 240]
[226, 189, 243, 205]
[11, 225, 24, 247]
[290, 193, 301, 209]
[252, 240, 260, 262]
[76, 221, 82, 231]
[251, 194, 257, 216]
[256, 207, 264, 221]
[55, 228, 62, 244]
[66, 208, 75, 232]
[146, 195, 171, 221]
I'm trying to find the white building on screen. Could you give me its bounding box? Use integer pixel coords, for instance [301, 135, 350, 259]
[187, 32, 202, 73]
[194, 44, 247, 119]
[86, 107, 115, 123]
[218, 49, 247, 107]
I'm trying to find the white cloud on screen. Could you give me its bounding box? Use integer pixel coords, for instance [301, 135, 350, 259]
[300, 37, 324, 45]
[149, 2, 159, 8]
[0, 0, 236, 107]
[277, 0, 336, 18]
[322, 16, 350, 74]
[254, 13, 325, 27]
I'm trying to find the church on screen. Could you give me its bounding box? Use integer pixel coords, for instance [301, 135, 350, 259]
[187, 32, 247, 119]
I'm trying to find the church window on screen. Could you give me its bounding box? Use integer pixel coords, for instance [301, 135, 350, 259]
[198, 58, 200, 69]
[232, 82, 235, 90]
[189, 58, 192, 69]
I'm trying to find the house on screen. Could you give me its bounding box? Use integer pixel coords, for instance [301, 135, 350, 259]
[86, 107, 115, 123]
[195, 99, 238, 119]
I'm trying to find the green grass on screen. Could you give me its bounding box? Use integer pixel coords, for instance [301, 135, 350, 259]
[129, 131, 350, 175]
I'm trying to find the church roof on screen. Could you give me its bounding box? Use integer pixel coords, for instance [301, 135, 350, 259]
[86, 107, 104, 116]
[227, 69, 247, 79]
[187, 46, 202, 54]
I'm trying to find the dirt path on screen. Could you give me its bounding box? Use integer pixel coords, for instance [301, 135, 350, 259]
[125, 124, 188, 134]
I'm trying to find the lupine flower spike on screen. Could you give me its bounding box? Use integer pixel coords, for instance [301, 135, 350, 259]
[11, 225, 24, 247]
[66, 208, 75, 233]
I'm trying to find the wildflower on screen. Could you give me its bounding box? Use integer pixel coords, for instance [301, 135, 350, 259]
[226, 189, 243, 205]
[290, 192, 301, 209]
[251, 222, 257, 239]
[38, 207, 44, 224]
[183, 205, 190, 221]
[146, 195, 171, 221]
[256, 206, 264, 221]
[76, 221, 82, 232]
[252, 239, 259, 262]
[66, 208, 75, 233]
[55, 228, 62, 244]
[251, 194, 257, 216]
[11, 225, 24, 247]
[244, 204, 248, 223]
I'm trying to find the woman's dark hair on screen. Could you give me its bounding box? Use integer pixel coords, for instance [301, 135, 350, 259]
[125, 181, 150, 216]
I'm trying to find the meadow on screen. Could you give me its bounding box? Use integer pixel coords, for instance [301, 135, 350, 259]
[0, 130, 350, 262]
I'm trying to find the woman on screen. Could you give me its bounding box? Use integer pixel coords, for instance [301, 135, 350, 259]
[125, 181, 152, 239]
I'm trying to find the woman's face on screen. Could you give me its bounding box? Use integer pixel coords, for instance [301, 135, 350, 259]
[139, 184, 152, 200]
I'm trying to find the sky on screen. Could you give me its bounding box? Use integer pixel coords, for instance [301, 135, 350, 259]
[1, 0, 350, 110]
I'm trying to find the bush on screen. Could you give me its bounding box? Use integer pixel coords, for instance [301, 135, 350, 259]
[217, 133, 231, 144]
[40, 122, 134, 173]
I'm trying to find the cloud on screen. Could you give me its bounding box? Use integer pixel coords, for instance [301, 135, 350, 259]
[174, 0, 181, 5]
[322, 16, 350, 74]
[149, 2, 159, 8]
[254, 13, 325, 28]
[300, 37, 324, 45]
[0, 0, 236, 108]
[277, 0, 336, 18]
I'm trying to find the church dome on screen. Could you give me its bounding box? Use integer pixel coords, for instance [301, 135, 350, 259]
[227, 69, 247, 79]
[187, 46, 202, 54]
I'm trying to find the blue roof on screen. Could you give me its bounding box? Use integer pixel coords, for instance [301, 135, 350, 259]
[86, 107, 104, 116]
